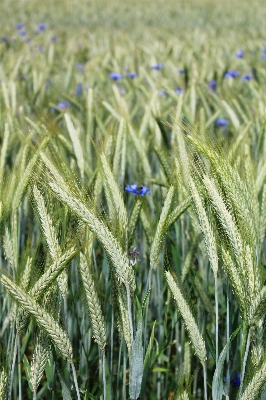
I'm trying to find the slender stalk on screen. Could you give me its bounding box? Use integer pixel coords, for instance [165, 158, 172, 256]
[17, 335, 22, 400]
[99, 349, 103, 400]
[116, 339, 122, 398]
[214, 275, 219, 365]
[122, 343, 126, 400]
[8, 332, 18, 400]
[203, 363, 207, 400]
[144, 269, 152, 350]
[239, 328, 251, 397]
[71, 362, 81, 400]
[193, 360, 199, 397]
[225, 277, 230, 400]
[126, 283, 134, 347]
[102, 350, 106, 400]
[110, 305, 114, 377]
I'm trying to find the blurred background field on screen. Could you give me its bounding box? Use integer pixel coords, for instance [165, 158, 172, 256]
[1, 1, 266, 399]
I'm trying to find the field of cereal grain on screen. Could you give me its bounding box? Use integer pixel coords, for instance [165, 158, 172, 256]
[1, 1, 266, 399]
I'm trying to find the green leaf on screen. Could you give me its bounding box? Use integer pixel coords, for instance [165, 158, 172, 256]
[45, 354, 56, 390]
[205, 328, 216, 363]
[129, 319, 143, 400]
[57, 368, 72, 400]
[212, 324, 242, 400]
[141, 321, 156, 396]
[23, 355, 33, 392]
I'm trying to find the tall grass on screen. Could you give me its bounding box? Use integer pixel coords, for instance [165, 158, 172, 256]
[1, 1, 266, 399]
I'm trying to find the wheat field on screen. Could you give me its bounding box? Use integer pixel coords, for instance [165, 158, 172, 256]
[1, 0, 266, 399]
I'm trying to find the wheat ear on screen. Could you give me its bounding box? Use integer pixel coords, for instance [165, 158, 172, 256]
[0, 273, 73, 362]
[189, 178, 218, 275]
[79, 253, 106, 351]
[128, 198, 143, 246]
[48, 178, 135, 290]
[0, 367, 8, 400]
[203, 175, 243, 266]
[165, 271, 206, 365]
[17, 247, 76, 333]
[30, 330, 51, 394]
[33, 185, 68, 296]
[64, 113, 84, 180]
[0, 123, 10, 189]
[240, 360, 266, 400]
[150, 186, 175, 268]
[100, 152, 128, 232]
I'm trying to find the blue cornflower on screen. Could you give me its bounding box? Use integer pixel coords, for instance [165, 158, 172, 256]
[208, 80, 217, 89]
[57, 101, 71, 109]
[51, 36, 58, 42]
[216, 119, 229, 127]
[18, 30, 27, 36]
[109, 72, 122, 81]
[178, 69, 185, 74]
[261, 55, 266, 60]
[242, 74, 253, 81]
[1, 36, 8, 42]
[235, 50, 244, 58]
[39, 45, 44, 52]
[16, 23, 24, 30]
[125, 184, 150, 196]
[24, 38, 31, 43]
[150, 63, 163, 70]
[127, 72, 138, 78]
[224, 372, 240, 387]
[76, 83, 83, 97]
[225, 70, 240, 78]
[230, 372, 241, 387]
[37, 23, 47, 31]
[175, 86, 184, 95]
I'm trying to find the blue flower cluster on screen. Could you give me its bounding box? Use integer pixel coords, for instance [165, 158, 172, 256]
[225, 70, 240, 79]
[150, 63, 163, 70]
[235, 50, 244, 58]
[216, 119, 229, 127]
[125, 184, 150, 196]
[224, 372, 241, 388]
